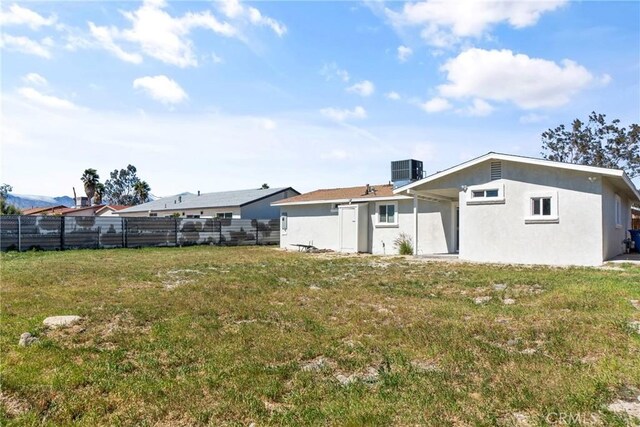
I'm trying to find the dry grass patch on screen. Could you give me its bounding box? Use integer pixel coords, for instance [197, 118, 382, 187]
[1, 246, 639, 426]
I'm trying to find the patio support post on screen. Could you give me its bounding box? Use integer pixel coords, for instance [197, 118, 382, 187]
[413, 193, 418, 256]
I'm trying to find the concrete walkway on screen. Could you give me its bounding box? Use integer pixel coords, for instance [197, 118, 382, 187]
[606, 253, 640, 264]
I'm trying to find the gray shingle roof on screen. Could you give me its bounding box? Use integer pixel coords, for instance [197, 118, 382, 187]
[119, 187, 293, 213]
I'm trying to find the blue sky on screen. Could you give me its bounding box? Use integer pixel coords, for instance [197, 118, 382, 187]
[2, 0, 639, 197]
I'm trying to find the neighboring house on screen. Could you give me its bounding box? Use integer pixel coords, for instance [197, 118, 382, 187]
[118, 187, 299, 219]
[59, 205, 106, 216]
[95, 205, 128, 217]
[22, 205, 68, 216]
[274, 153, 640, 266]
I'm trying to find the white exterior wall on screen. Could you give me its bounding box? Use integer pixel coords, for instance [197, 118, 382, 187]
[97, 209, 119, 217]
[459, 162, 604, 266]
[368, 200, 451, 255]
[602, 178, 632, 260]
[279, 198, 452, 255]
[279, 204, 340, 251]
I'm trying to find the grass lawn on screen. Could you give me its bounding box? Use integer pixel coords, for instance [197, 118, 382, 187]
[1, 246, 640, 426]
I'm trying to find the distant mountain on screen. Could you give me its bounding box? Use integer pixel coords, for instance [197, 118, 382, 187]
[7, 194, 74, 209]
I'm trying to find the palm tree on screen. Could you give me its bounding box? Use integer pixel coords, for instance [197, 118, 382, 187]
[133, 180, 151, 204]
[81, 169, 100, 205]
[93, 182, 105, 205]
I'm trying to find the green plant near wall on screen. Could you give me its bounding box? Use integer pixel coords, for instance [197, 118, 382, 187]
[394, 233, 414, 255]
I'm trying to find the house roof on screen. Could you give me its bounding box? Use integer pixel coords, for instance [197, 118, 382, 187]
[22, 205, 68, 215]
[118, 187, 297, 213]
[59, 205, 105, 215]
[394, 152, 640, 202]
[273, 184, 409, 206]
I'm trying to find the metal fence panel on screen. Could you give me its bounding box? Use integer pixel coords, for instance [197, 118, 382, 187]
[0, 215, 280, 251]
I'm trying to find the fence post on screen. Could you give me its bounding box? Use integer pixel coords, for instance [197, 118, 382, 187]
[60, 216, 65, 250]
[218, 219, 223, 245]
[123, 218, 128, 248]
[17, 216, 22, 252]
[255, 220, 259, 245]
[175, 218, 179, 246]
[97, 226, 101, 249]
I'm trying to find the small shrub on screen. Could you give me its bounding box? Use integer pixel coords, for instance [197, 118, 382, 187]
[394, 233, 413, 255]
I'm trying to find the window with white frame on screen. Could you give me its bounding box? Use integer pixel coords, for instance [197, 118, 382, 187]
[530, 197, 552, 216]
[216, 212, 233, 219]
[525, 192, 559, 223]
[471, 189, 499, 198]
[615, 194, 622, 228]
[467, 184, 505, 205]
[377, 203, 397, 226]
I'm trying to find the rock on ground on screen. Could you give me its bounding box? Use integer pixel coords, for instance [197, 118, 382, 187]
[630, 300, 640, 310]
[493, 283, 507, 291]
[503, 298, 516, 305]
[43, 315, 82, 328]
[629, 321, 640, 334]
[18, 332, 38, 347]
[474, 296, 492, 305]
[607, 398, 640, 421]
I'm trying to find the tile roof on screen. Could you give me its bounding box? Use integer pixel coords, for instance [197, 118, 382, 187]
[22, 205, 68, 215]
[119, 187, 296, 213]
[274, 184, 401, 205]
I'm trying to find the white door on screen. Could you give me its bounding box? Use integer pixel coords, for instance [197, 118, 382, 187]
[339, 205, 358, 253]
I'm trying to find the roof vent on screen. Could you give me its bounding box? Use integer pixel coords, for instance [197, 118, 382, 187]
[490, 161, 502, 181]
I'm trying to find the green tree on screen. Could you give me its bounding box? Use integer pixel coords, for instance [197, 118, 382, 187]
[133, 180, 151, 204]
[0, 184, 21, 215]
[104, 165, 151, 206]
[81, 168, 100, 203]
[261, 183, 270, 189]
[541, 112, 640, 178]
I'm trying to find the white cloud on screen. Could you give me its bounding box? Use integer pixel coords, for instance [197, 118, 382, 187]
[320, 106, 367, 122]
[88, 0, 237, 67]
[0, 4, 56, 30]
[438, 48, 595, 109]
[346, 80, 375, 97]
[218, 0, 286, 36]
[386, 91, 401, 100]
[88, 22, 143, 64]
[0, 34, 52, 58]
[420, 97, 452, 113]
[261, 118, 277, 130]
[464, 98, 493, 117]
[133, 75, 188, 105]
[397, 45, 413, 62]
[22, 73, 48, 86]
[519, 113, 548, 124]
[320, 62, 350, 82]
[385, 0, 566, 48]
[17, 87, 78, 110]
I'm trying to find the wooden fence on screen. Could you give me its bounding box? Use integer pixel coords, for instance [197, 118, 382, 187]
[0, 216, 280, 251]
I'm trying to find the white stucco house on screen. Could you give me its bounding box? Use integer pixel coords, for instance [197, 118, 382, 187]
[273, 153, 640, 266]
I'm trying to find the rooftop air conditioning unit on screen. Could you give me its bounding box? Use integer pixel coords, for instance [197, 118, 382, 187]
[391, 159, 424, 188]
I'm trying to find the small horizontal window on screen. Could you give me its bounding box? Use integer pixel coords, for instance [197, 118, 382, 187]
[472, 189, 499, 198]
[531, 197, 552, 216]
[216, 212, 233, 219]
